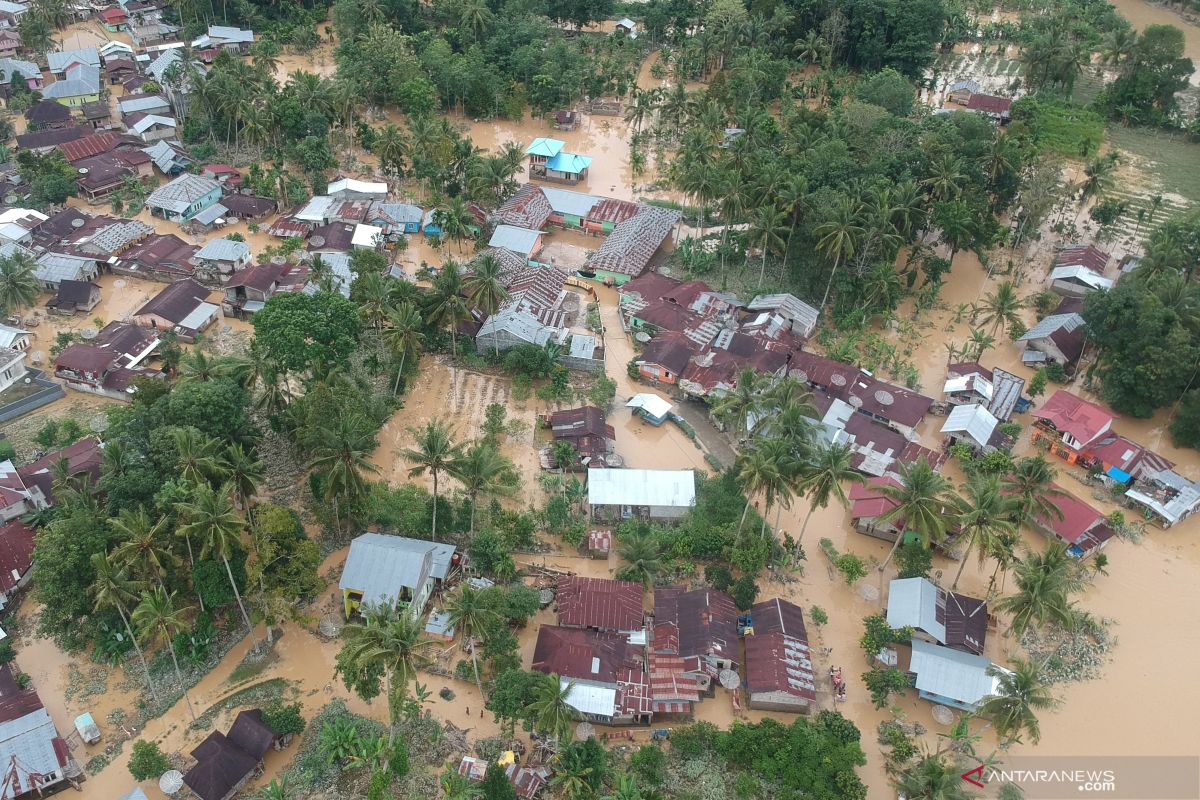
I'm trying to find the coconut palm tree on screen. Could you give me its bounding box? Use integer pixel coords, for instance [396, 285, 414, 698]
[877, 458, 952, 573]
[178, 483, 258, 649]
[219, 443, 265, 523]
[89, 554, 156, 700]
[747, 204, 789, 288]
[426, 260, 471, 355]
[923, 155, 966, 203]
[448, 442, 518, 534]
[444, 584, 500, 693]
[381, 302, 424, 396]
[339, 605, 436, 745]
[402, 419, 462, 541]
[109, 508, 180, 592]
[975, 281, 1024, 337]
[978, 657, 1059, 745]
[711, 367, 764, 441]
[355, 271, 393, 331]
[434, 197, 475, 255]
[374, 123, 409, 178]
[793, 31, 829, 66]
[307, 412, 380, 530]
[890, 750, 975, 800]
[0, 251, 41, 316]
[174, 427, 221, 488]
[814, 197, 865, 310]
[132, 587, 196, 720]
[1003, 456, 1069, 527]
[993, 541, 1084, 638]
[949, 476, 1017, 590]
[739, 437, 800, 540]
[463, 253, 509, 317]
[615, 529, 662, 587]
[796, 443, 864, 545]
[528, 673, 581, 743]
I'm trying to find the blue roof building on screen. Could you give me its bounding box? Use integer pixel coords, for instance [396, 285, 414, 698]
[526, 138, 566, 159]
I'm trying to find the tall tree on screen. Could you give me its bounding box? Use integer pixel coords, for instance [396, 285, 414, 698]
[975, 281, 1024, 337]
[877, 458, 952, 572]
[528, 673, 581, 743]
[994, 541, 1083, 637]
[978, 657, 1059, 745]
[448, 441, 518, 534]
[444, 584, 500, 693]
[463, 253, 509, 317]
[796, 443, 864, 544]
[1002, 456, 1069, 527]
[109, 508, 179, 592]
[89, 554, 157, 700]
[0, 246, 42, 317]
[307, 412, 380, 529]
[814, 197, 865, 310]
[381, 301, 424, 396]
[132, 587, 196, 720]
[178, 483, 258, 649]
[949, 476, 1017, 590]
[402, 419, 462, 541]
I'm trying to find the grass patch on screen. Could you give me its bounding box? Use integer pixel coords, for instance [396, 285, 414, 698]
[1011, 95, 1105, 157]
[191, 677, 290, 731]
[1105, 124, 1200, 203]
[226, 647, 280, 685]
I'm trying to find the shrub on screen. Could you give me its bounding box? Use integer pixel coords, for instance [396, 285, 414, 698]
[835, 553, 867, 585]
[895, 541, 933, 580]
[389, 739, 409, 778]
[262, 701, 306, 736]
[630, 744, 665, 786]
[704, 564, 733, 592]
[0, 640, 14, 664]
[810, 606, 829, 626]
[730, 575, 759, 610]
[1044, 361, 1067, 382]
[128, 741, 171, 781]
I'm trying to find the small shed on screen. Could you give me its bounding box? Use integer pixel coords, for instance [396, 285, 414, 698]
[615, 18, 637, 37]
[940, 403, 1003, 453]
[586, 530, 611, 558]
[587, 467, 696, 522]
[626, 393, 672, 425]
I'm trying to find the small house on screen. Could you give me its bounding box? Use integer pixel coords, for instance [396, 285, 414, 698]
[16, 437, 103, 508]
[186, 202, 231, 233]
[115, 233, 199, 280]
[552, 110, 579, 131]
[614, 17, 637, 37]
[47, 47, 100, 80]
[42, 64, 101, 107]
[118, 93, 171, 117]
[220, 194, 276, 220]
[1033, 488, 1117, 558]
[0, 324, 28, 352]
[184, 709, 275, 800]
[539, 152, 592, 185]
[46, 279, 101, 315]
[0, 58, 42, 96]
[940, 403, 1005, 454]
[531, 625, 651, 725]
[201, 164, 242, 186]
[24, 100, 73, 130]
[1015, 300, 1086, 367]
[587, 467, 695, 522]
[944, 79, 979, 105]
[1031, 389, 1113, 463]
[488, 224, 543, 260]
[366, 202, 423, 235]
[586, 530, 611, 558]
[635, 332, 695, 386]
[0, 667, 77, 796]
[0, 31, 19, 60]
[146, 173, 223, 223]
[104, 58, 139, 86]
[80, 100, 113, 130]
[476, 309, 565, 354]
[653, 586, 740, 676]
[327, 177, 387, 200]
[197, 25, 256, 54]
[33, 250, 99, 291]
[193, 238, 251, 278]
[222, 262, 288, 315]
[98, 6, 129, 31]
[1124, 469, 1200, 529]
[132, 278, 220, 342]
[555, 576, 645, 633]
[848, 477, 904, 542]
[965, 93, 1012, 123]
[744, 293, 819, 338]
[126, 113, 177, 143]
[887, 578, 988, 655]
[905, 639, 1004, 712]
[0, 348, 25, 394]
[0, 520, 34, 607]
[143, 140, 193, 175]
[339, 533, 458, 619]
[54, 323, 160, 401]
[547, 406, 615, 467]
[743, 598, 816, 714]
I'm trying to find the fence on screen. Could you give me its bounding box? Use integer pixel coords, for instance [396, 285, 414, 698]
[0, 370, 66, 424]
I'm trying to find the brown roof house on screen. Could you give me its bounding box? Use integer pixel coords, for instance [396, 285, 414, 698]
[115, 233, 199, 280]
[184, 709, 275, 800]
[1015, 298, 1086, 368]
[555, 576, 645, 633]
[886, 578, 988, 655]
[45, 279, 101, 315]
[54, 321, 160, 401]
[16, 437, 103, 509]
[652, 586, 739, 690]
[132, 278, 220, 342]
[531, 625, 652, 725]
[743, 598, 817, 713]
[546, 406, 616, 468]
[0, 665, 79, 796]
[222, 262, 296, 316]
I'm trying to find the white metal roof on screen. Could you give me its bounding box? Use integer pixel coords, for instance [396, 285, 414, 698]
[119, 95, 170, 114]
[908, 639, 1003, 709]
[190, 202, 228, 226]
[195, 238, 249, 262]
[295, 195, 335, 223]
[0, 208, 47, 225]
[1017, 312, 1083, 342]
[147, 174, 220, 214]
[0, 324, 27, 350]
[746, 293, 819, 337]
[48, 47, 99, 73]
[351, 223, 382, 248]
[560, 678, 616, 717]
[1049, 265, 1113, 291]
[626, 393, 672, 419]
[539, 186, 600, 218]
[887, 578, 945, 643]
[130, 114, 176, 135]
[0, 707, 64, 797]
[941, 372, 993, 401]
[488, 225, 542, 256]
[328, 178, 387, 197]
[587, 468, 696, 508]
[177, 302, 218, 333]
[940, 403, 999, 448]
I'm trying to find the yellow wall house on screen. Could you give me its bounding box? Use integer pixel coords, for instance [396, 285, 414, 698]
[43, 64, 101, 107]
[339, 533, 458, 619]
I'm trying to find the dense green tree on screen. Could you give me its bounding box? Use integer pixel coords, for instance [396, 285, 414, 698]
[251, 292, 363, 374]
[31, 509, 118, 651]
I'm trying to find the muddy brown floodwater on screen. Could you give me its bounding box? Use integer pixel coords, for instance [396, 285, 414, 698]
[1107, 0, 1200, 84]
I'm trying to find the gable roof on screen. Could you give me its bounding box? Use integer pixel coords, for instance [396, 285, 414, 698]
[965, 93, 1011, 114]
[1054, 243, 1110, 274]
[0, 58, 40, 84]
[0, 520, 34, 594]
[545, 152, 592, 174]
[744, 599, 815, 702]
[488, 224, 542, 256]
[908, 639, 1002, 708]
[185, 731, 258, 800]
[135, 278, 211, 322]
[17, 438, 102, 506]
[147, 173, 220, 213]
[587, 468, 695, 508]
[339, 533, 456, 608]
[48, 47, 100, 73]
[940, 403, 1001, 449]
[16, 127, 88, 151]
[526, 137, 565, 158]
[888, 577, 989, 654]
[587, 204, 680, 277]
[493, 184, 553, 229]
[1035, 486, 1106, 544]
[42, 64, 101, 99]
[195, 238, 249, 263]
[555, 576, 644, 631]
[653, 586, 738, 662]
[745, 293, 819, 337]
[532, 625, 639, 683]
[1032, 390, 1112, 447]
[226, 709, 274, 761]
[25, 100, 72, 125]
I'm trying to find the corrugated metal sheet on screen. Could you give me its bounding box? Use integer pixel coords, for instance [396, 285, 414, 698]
[908, 639, 1003, 708]
[587, 468, 695, 508]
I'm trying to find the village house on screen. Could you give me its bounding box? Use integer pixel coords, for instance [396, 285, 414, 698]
[945, 78, 980, 105]
[24, 100, 73, 130]
[615, 17, 638, 36]
[904, 639, 1004, 712]
[0, 324, 28, 352]
[0, 57, 42, 96]
[14, 126, 88, 155]
[0, 208, 46, 247]
[1015, 297, 1086, 367]
[743, 598, 817, 714]
[458, 757, 550, 800]
[587, 467, 696, 522]
[222, 262, 305, 315]
[0, 458, 36, 522]
[366, 201, 423, 236]
[193, 238, 251, 280]
[75, 154, 137, 202]
[887, 578, 988, 655]
[1031, 389, 1113, 464]
[635, 331, 695, 385]
[114, 233, 199, 281]
[327, 177, 387, 200]
[551, 109, 579, 130]
[195, 25, 256, 54]
[653, 586, 740, 693]
[41, 64, 101, 107]
[16, 437, 103, 509]
[126, 113, 177, 143]
[531, 625, 652, 725]
[133, 278, 220, 342]
[98, 5, 129, 31]
[47, 47, 100, 80]
[941, 362, 1025, 421]
[1124, 469, 1200, 529]
[488, 225, 544, 261]
[183, 709, 275, 800]
[0, 520, 34, 610]
[0, 0, 24, 30]
[338, 533, 458, 619]
[1050, 244, 1113, 297]
[0, 348, 25, 394]
[1034, 487, 1117, 558]
[789, 350, 934, 438]
[555, 576, 645, 634]
[546, 406, 617, 468]
[743, 293, 820, 338]
[104, 58, 140, 87]
[81, 100, 114, 130]
[45, 279, 102, 315]
[525, 137, 592, 184]
[476, 309, 566, 354]
[54, 321, 160, 401]
[143, 139, 192, 175]
[220, 194, 276, 221]
[146, 173, 223, 223]
[940, 403, 1006, 454]
[848, 476, 904, 542]
[32, 250, 99, 292]
[965, 92, 1012, 123]
[118, 93, 171, 118]
[0, 666, 79, 796]
[0, 30, 19, 60]
[586, 204, 681, 285]
[67, 218, 155, 262]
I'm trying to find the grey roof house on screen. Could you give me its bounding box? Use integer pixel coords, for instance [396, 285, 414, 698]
[146, 173, 222, 223]
[193, 238, 251, 278]
[47, 47, 100, 77]
[887, 577, 988, 655]
[1015, 304, 1086, 367]
[906, 639, 1004, 712]
[339, 533, 457, 619]
[41, 64, 101, 103]
[33, 251, 99, 291]
[745, 293, 819, 338]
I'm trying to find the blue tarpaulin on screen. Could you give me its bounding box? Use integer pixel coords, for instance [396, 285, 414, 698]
[1106, 466, 1132, 483]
